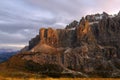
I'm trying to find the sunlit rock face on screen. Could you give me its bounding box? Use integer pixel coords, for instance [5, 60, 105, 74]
[19, 12, 120, 77]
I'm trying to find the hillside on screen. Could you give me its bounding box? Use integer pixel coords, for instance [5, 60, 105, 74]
[0, 12, 120, 78]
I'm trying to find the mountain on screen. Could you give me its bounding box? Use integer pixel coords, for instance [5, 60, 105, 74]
[0, 49, 18, 63]
[0, 12, 120, 78]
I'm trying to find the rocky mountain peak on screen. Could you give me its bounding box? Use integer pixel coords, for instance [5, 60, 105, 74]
[3, 12, 120, 78]
[118, 11, 120, 16]
[65, 20, 78, 30]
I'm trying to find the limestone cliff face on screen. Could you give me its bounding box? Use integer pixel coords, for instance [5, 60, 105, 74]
[76, 20, 96, 46]
[29, 20, 96, 50]
[15, 12, 120, 77]
[29, 28, 76, 49]
[39, 28, 58, 47]
[91, 16, 120, 59]
[97, 17, 120, 46]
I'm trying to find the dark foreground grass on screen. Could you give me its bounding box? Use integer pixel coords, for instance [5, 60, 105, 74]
[0, 71, 119, 80]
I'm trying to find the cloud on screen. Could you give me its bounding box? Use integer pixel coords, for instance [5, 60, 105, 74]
[0, 0, 120, 50]
[0, 43, 25, 50]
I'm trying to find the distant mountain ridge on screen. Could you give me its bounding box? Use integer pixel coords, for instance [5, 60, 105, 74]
[0, 12, 120, 78]
[0, 49, 16, 53]
[0, 49, 18, 63]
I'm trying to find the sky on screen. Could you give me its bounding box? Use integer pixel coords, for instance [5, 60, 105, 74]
[0, 0, 120, 50]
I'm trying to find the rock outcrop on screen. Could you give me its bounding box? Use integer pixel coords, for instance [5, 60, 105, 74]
[65, 20, 78, 29]
[3, 12, 120, 78]
[85, 12, 109, 22]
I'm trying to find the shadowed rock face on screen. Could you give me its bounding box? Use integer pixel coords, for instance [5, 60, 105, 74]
[65, 20, 78, 29]
[6, 12, 120, 78]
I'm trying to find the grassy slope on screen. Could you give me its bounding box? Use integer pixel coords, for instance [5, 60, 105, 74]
[0, 76, 119, 80]
[0, 52, 64, 79]
[0, 53, 48, 79]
